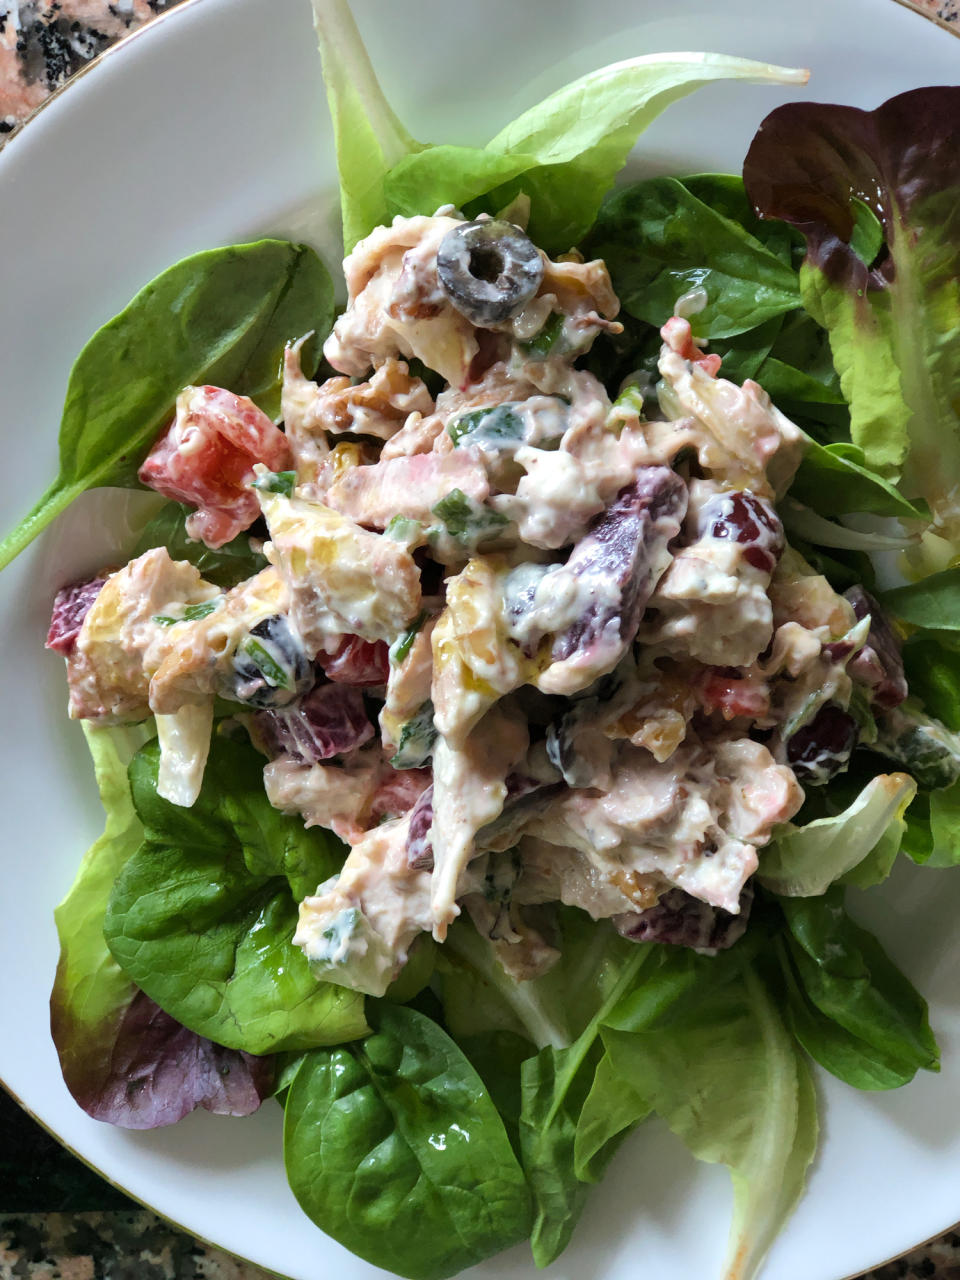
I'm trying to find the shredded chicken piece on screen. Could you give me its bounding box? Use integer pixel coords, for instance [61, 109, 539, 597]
[324, 215, 480, 387]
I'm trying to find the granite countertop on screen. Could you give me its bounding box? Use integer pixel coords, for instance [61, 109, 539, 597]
[2, 2, 960, 1279]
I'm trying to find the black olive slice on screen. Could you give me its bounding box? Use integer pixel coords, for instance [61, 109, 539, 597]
[436, 219, 544, 327]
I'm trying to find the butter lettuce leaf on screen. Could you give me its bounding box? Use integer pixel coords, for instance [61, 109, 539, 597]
[758, 772, 916, 896]
[312, 0, 807, 255]
[600, 964, 817, 1280]
[745, 88, 960, 545]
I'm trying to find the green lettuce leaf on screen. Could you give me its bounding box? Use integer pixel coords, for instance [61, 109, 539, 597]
[310, 0, 423, 250]
[757, 772, 916, 896]
[600, 963, 817, 1280]
[104, 735, 367, 1054]
[745, 88, 960, 544]
[439, 908, 641, 1051]
[132, 501, 268, 589]
[389, 58, 808, 254]
[51, 724, 274, 1127]
[283, 1003, 532, 1280]
[311, 0, 807, 255]
[881, 568, 960, 631]
[776, 889, 939, 1090]
[0, 240, 333, 570]
[517, 938, 654, 1268]
[586, 175, 801, 338]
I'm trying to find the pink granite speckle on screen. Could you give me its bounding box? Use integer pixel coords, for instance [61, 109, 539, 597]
[897, 0, 960, 29]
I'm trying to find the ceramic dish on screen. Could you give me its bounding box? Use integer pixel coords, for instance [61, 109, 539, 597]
[1, 1, 959, 1277]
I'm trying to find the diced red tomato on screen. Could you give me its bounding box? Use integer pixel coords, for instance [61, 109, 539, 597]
[660, 316, 722, 376]
[138, 385, 293, 548]
[694, 667, 770, 721]
[318, 635, 390, 686]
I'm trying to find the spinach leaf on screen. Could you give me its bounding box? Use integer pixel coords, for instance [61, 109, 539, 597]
[454, 1030, 536, 1159]
[708, 316, 784, 383]
[132, 501, 268, 588]
[900, 792, 932, 867]
[902, 632, 960, 731]
[777, 889, 939, 1089]
[789, 440, 926, 521]
[586, 176, 800, 338]
[926, 780, 960, 868]
[283, 1003, 531, 1280]
[0, 240, 333, 570]
[762, 309, 845, 401]
[680, 171, 800, 265]
[600, 964, 817, 1280]
[104, 735, 366, 1055]
[881, 568, 960, 632]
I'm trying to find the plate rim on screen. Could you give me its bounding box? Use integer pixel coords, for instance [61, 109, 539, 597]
[1, 2, 959, 1278]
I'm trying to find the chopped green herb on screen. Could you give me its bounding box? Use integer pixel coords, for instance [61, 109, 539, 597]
[520, 311, 566, 358]
[431, 489, 508, 544]
[151, 598, 221, 627]
[389, 611, 427, 667]
[241, 636, 292, 689]
[391, 700, 438, 769]
[383, 514, 423, 545]
[253, 469, 296, 497]
[448, 404, 525, 447]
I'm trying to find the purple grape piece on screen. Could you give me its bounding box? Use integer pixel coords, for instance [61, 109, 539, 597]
[406, 784, 435, 870]
[697, 490, 784, 574]
[551, 468, 687, 666]
[614, 884, 753, 951]
[46, 576, 107, 656]
[786, 703, 858, 784]
[253, 682, 373, 763]
[843, 586, 908, 710]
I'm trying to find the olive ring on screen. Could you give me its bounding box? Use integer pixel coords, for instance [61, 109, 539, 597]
[436, 218, 544, 327]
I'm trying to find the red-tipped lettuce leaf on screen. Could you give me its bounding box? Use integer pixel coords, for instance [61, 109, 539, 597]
[49, 724, 274, 1128]
[73, 989, 274, 1130]
[744, 88, 960, 541]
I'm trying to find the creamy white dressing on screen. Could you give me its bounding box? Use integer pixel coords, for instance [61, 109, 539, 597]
[64, 211, 851, 996]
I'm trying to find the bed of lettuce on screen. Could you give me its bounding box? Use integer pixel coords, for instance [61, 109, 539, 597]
[7, 1, 960, 1277]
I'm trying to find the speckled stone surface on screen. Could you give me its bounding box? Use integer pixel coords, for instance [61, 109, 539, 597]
[1, 1, 960, 1278]
[896, 0, 960, 31]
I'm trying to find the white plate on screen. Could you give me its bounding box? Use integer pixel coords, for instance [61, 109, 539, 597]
[1, 1, 958, 1277]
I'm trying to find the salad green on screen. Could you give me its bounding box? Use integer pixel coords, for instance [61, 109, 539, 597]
[13, 2, 960, 1278]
